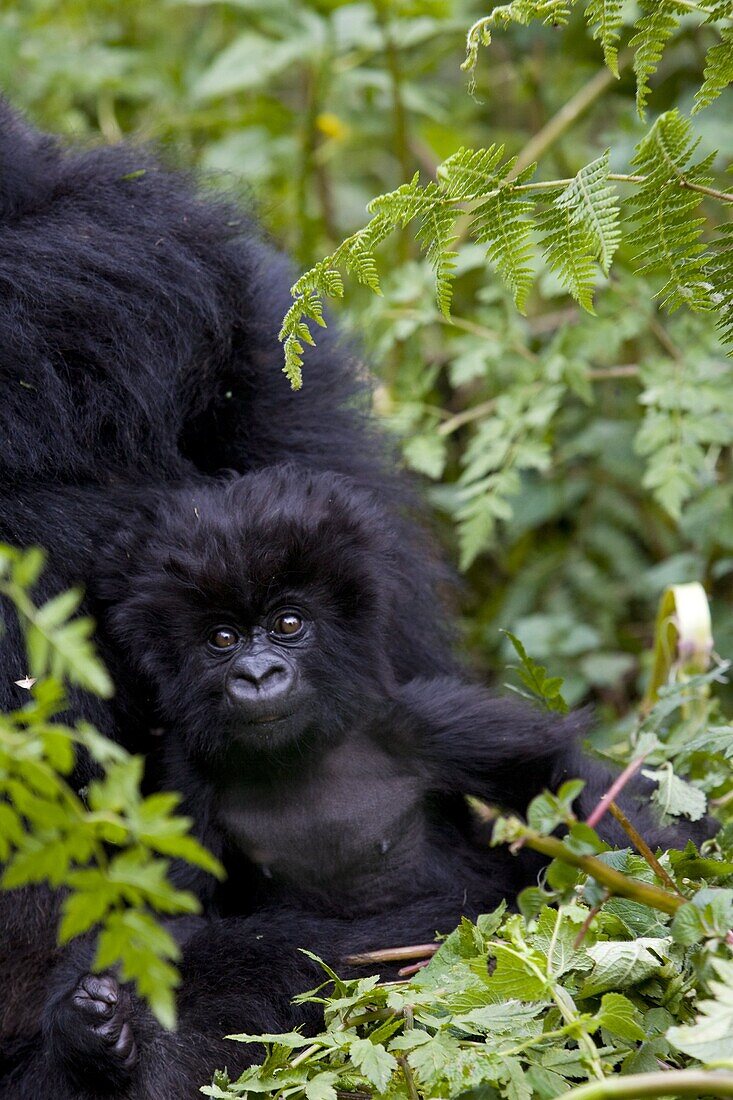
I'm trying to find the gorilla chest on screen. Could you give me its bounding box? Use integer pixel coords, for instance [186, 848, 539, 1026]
[217, 737, 424, 893]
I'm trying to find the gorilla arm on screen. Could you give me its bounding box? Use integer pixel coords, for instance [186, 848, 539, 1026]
[390, 677, 711, 852]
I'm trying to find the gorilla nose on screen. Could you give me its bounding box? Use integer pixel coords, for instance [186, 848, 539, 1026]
[227, 654, 294, 708]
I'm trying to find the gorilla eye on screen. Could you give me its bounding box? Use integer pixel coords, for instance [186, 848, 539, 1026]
[270, 611, 304, 639]
[208, 627, 239, 650]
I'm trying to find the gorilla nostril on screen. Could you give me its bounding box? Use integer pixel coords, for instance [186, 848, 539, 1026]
[239, 660, 288, 688]
[227, 658, 294, 705]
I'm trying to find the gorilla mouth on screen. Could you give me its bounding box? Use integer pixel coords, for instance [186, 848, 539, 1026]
[248, 711, 294, 725]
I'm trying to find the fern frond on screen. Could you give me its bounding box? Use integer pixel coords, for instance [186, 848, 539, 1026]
[463, 1, 572, 74]
[279, 290, 324, 390]
[471, 171, 536, 313]
[630, 0, 689, 116]
[438, 148, 538, 311]
[540, 204, 597, 312]
[538, 155, 619, 311]
[630, 110, 714, 313]
[706, 222, 733, 346]
[693, 25, 733, 114]
[703, 1, 733, 18]
[416, 199, 460, 317]
[584, 0, 624, 77]
[369, 173, 427, 226]
[558, 151, 621, 273]
[437, 145, 508, 200]
[279, 213, 395, 387]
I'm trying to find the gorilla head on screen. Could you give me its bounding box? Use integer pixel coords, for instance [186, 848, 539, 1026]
[101, 468, 399, 761]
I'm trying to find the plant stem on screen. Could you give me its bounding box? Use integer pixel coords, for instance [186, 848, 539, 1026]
[608, 801, 684, 896]
[397, 1055, 421, 1100]
[512, 53, 632, 177]
[587, 365, 640, 380]
[515, 827, 684, 915]
[344, 944, 439, 966]
[562, 1069, 733, 1099]
[438, 399, 498, 437]
[436, 173, 733, 204]
[573, 894, 609, 949]
[586, 754, 647, 828]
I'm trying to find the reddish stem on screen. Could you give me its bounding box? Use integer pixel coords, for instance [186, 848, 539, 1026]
[586, 753, 648, 829]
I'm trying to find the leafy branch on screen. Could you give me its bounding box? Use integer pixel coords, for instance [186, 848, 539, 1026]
[494, 817, 685, 915]
[462, 0, 732, 117]
[0, 546, 223, 1027]
[280, 112, 732, 387]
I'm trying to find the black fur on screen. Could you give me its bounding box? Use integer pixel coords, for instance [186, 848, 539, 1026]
[12, 468, 705, 1099]
[0, 102, 452, 1089]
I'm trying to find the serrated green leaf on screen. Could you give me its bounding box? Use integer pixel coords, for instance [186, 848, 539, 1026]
[595, 992, 646, 1041]
[349, 1039, 397, 1090]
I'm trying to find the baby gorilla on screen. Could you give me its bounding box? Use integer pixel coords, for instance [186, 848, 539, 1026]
[39, 467, 701, 1098]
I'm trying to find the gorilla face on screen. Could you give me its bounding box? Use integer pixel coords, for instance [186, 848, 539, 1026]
[198, 607, 318, 750]
[101, 467, 399, 762]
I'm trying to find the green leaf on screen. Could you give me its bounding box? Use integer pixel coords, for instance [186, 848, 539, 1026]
[304, 1071, 339, 1100]
[642, 764, 707, 823]
[485, 943, 549, 1001]
[668, 958, 733, 1062]
[630, 110, 715, 314]
[584, 0, 624, 76]
[194, 33, 304, 99]
[630, 1, 689, 116]
[580, 938, 670, 996]
[502, 630, 569, 713]
[403, 433, 447, 479]
[594, 992, 646, 1041]
[348, 1039, 397, 1090]
[408, 1035, 463, 1087]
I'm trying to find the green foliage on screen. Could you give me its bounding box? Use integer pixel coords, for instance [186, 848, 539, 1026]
[631, 1, 691, 116]
[502, 629, 570, 712]
[584, 0, 624, 77]
[694, 24, 733, 113]
[464, 0, 732, 119]
[283, 112, 730, 382]
[539, 152, 620, 312]
[203, 661, 733, 1099]
[630, 110, 715, 315]
[0, 547, 222, 1027]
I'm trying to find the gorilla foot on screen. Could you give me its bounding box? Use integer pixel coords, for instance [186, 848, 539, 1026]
[52, 973, 138, 1088]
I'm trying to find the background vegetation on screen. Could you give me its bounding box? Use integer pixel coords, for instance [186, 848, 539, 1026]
[2, 2, 733, 1096]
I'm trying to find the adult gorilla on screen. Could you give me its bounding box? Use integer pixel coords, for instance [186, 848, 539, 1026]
[0, 102, 452, 1082]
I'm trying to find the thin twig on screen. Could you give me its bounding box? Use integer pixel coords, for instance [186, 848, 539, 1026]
[573, 892, 610, 949]
[585, 754, 648, 828]
[648, 313, 684, 361]
[397, 1055, 421, 1100]
[398, 959, 432, 978]
[438, 398, 497, 436]
[516, 826, 684, 915]
[587, 365, 640, 380]
[512, 53, 632, 177]
[344, 944, 439, 966]
[679, 178, 733, 202]
[608, 801, 684, 897]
